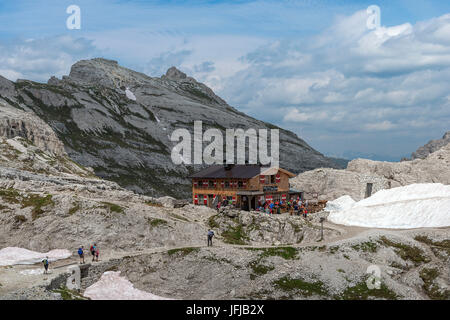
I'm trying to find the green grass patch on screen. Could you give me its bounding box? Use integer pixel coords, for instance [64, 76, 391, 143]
[221, 224, 249, 245]
[335, 280, 398, 300]
[247, 247, 298, 260]
[69, 203, 81, 215]
[168, 213, 189, 222]
[53, 286, 88, 300]
[145, 201, 163, 208]
[167, 247, 199, 257]
[21, 194, 54, 220]
[148, 218, 168, 227]
[414, 235, 450, 257]
[419, 268, 450, 300]
[379, 236, 430, 265]
[248, 261, 275, 279]
[0, 188, 21, 204]
[101, 202, 124, 214]
[351, 241, 378, 253]
[207, 215, 220, 229]
[273, 276, 329, 297]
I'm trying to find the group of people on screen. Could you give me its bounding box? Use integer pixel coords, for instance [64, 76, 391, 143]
[77, 243, 100, 264]
[256, 199, 309, 217]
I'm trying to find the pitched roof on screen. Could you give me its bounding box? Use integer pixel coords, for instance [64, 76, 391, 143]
[189, 165, 296, 179]
[189, 165, 262, 179]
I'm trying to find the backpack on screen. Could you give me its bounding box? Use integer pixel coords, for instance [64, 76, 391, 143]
[78, 248, 83, 255]
[90, 245, 94, 252]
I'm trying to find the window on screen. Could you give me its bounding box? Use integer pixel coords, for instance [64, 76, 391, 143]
[238, 181, 243, 188]
[225, 181, 230, 188]
[209, 180, 214, 188]
[271, 175, 275, 184]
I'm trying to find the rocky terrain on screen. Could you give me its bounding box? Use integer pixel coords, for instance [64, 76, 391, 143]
[411, 131, 450, 160]
[0, 68, 448, 301]
[0, 58, 345, 198]
[291, 143, 450, 201]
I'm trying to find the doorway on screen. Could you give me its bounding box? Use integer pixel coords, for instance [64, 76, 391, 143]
[365, 183, 373, 198]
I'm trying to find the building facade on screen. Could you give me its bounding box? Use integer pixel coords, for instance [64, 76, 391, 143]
[190, 164, 302, 210]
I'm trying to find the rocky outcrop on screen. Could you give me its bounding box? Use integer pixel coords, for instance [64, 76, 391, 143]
[348, 144, 450, 185]
[0, 58, 345, 198]
[291, 144, 450, 201]
[411, 131, 450, 160]
[290, 168, 389, 201]
[0, 101, 66, 157]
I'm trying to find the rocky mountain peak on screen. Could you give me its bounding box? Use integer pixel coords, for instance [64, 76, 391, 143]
[163, 66, 187, 81]
[66, 58, 149, 88]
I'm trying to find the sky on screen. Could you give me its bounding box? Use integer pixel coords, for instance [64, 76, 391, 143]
[1, 0, 450, 161]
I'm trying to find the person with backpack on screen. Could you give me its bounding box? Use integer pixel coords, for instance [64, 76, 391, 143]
[207, 229, 214, 247]
[90, 243, 97, 262]
[42, 256, 49, 274]
[78, 246, 85, 264]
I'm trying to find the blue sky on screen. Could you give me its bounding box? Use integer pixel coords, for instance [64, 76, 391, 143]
[1, 0, 450, 160]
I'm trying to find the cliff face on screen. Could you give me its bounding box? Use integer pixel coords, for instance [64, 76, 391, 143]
[0, 58, 344, 198]
[0, 100, 66, 157]
[411, 131, 450, 160]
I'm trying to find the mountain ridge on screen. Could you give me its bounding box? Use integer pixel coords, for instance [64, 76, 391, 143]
[0, 58, 345, 198]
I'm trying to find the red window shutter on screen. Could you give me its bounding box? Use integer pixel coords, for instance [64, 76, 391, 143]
[203, 181, 208, 187]
[194, 194, 198, 205]
[232, 196, 236, 203]
[243, 181, 247, 188]
[260, 175, 265, 183]
[282, 194, 286, 201]
[213, 181, 217, 187]
[193, 180, 198, 187]
[221, 181, 225, 188]
[204, 195, 207, 205]
[276, 174, 281, 183]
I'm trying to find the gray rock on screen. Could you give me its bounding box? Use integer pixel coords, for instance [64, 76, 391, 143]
[411, 131, 450, 160]
[0, 58, 344, 198]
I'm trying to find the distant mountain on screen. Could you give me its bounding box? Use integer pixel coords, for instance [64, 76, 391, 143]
[411, 131, 450, 160]
[339, 151, 408, 162]
[0, 58, 345, 198]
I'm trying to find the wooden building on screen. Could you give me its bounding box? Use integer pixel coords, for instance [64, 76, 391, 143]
[189, 164, 303, 210]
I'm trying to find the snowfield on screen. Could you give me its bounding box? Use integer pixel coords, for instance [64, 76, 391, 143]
[328, 184, 450, 229]
[0, 247, 71, 266]
[84, 271, 172, 300]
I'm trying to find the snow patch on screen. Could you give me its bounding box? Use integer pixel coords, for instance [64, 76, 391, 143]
[328, 184, 450, 229]
[125, 88, 136, 101]
[84, 271, 172, 300]
[0, 247, 71, 266]
[325, 195, 356, 212]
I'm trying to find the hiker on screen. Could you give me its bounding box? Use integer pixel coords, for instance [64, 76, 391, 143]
[95, 247, 100, 262]
[78, 246, 85, 264]
[207, 229, 214, 246]
[90, 243, 97, 262]
[42, 256, 49, 274]
[303, 208, 308, 219]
